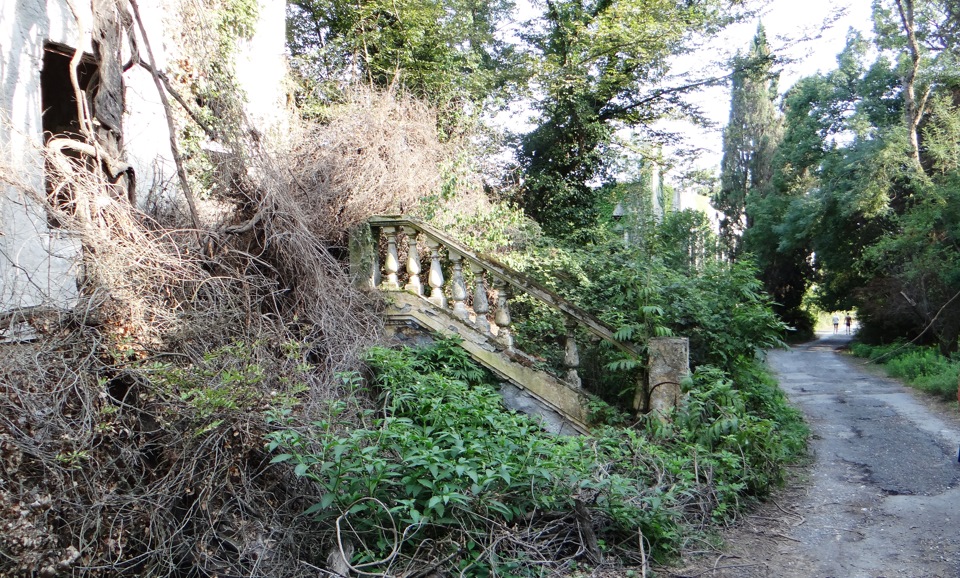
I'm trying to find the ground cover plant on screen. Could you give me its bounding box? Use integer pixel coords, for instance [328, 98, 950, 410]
[0, 0, 815, 572]
[265, 337, 808, 575]
[851, 342, 960, 400]
[0, 94, 808, 574]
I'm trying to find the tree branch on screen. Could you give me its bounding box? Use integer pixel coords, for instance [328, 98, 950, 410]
[127, 0, 202, 235]
[136, 59, 220, 141]
[598, 73, 730, 122]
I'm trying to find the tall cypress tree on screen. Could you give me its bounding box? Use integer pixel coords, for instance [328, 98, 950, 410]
[714, 25, 782, 260]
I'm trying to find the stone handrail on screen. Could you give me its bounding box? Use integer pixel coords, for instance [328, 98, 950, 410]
[352, 215, 640, 388]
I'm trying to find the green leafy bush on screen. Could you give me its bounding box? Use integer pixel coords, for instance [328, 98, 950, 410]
[265, 339, 807, 574]
[851, 342, 960, 399]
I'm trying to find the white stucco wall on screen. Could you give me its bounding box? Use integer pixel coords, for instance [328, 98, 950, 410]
[0, 0, 90, 311]
[0, 0, 287, 313]
[234, 0, 288, 132]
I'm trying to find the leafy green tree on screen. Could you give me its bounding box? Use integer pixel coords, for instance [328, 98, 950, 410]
[773, 36, 905, 316]
[714, 24, 782, 259]
[872, 0, 960, 170]
[753, 16, 960, 351]
[287, 0, 521, 121]
[740, 34, 884, 337]
[518, 0, 739, 237]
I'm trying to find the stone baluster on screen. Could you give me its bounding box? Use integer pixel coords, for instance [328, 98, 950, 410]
[425, 237, 447, 307]
[402, 226, 422, 295]
[371, 228, 382, 288]
[493, 277, 512, 349]
[469, 263, 490, 333]
[381, 226, 400, 290]
[563, 318, 581, 388]
[449, 251, 469, 320]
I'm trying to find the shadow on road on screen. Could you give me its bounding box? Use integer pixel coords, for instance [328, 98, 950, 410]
[660, 330, 960, 578]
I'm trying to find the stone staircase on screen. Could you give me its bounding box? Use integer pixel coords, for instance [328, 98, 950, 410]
[350, 216, 687, 434]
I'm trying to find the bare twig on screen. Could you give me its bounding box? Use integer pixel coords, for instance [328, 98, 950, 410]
[127, 0, 201, 234]
[136, 58, 219, 140]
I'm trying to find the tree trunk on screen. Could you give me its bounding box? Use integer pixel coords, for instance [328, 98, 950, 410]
[895, 0, 927, 172]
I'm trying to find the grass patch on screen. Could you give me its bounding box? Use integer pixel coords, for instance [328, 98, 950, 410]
[850, 342, 959, 400]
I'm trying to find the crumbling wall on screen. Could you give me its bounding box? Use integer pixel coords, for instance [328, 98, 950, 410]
[0, 1, 88, 314]
[0, 0, 287, 315]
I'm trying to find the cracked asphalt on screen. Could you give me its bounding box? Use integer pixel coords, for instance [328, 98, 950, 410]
[772, 333, 960, 577]
[663, 333, 960, 578]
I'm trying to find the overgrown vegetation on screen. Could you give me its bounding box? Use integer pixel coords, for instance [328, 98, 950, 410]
[265, 339, 807, 575]
[0, 0, 816, 575]
[851, 341, 960, 400]
[731, 0, 960, 351]
[487, 209, 788, 408]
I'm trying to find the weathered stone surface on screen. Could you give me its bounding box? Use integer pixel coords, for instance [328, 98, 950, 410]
[348, 223, 377, 289]
[647, 336, 689, 420]
[499, 383, 582, 435]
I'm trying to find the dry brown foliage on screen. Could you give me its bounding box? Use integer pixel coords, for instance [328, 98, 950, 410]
[0, 327, 348, 577]
[285, 87, 483, 247]
[0, 84, 389, 573]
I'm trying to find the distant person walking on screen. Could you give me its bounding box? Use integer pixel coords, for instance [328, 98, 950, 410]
[845, 314, 853, 335]
[832, 314, 840, 334]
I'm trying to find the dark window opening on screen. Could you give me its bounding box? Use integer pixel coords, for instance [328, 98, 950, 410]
[41, 43, 98, 226]
[41, 42, 98, 141]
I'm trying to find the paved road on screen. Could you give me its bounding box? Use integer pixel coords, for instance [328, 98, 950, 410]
[767, 333, 960, 577]
[663, 333, 960, 578]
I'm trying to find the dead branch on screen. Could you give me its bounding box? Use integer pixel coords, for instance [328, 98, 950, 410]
[127, 0, 201, 234]
[137, 58, 219, 140]
[223, 211, 262, 235]
[64, 0, 96, 141]
[0, 305, 72, 334]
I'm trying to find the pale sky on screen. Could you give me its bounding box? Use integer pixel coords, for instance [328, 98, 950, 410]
[673, 0, 876, 174]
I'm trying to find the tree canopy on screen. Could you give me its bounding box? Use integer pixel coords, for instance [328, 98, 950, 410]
[739, 0, 960, 350]
[287, 0, 522, 119]
[518, 0, 740, 237]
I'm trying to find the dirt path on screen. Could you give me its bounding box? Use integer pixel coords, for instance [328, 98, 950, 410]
[663, 333, 960, 578]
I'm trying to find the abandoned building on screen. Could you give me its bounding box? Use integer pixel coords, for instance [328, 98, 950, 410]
[0, 0, 286, 314]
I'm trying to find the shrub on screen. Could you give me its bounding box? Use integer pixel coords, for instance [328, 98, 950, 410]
[266, 339, 808, 574]
[851, 342, 960, 400]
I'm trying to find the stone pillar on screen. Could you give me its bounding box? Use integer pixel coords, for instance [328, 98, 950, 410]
[381, 226, 400, 290]
[425, 238, 447, 308]
[646, 337, 689, 420]
[563, 319, 581, 388]
[448, 251, 469, 320]
[493, 277, 512, 349]
[470, 263, 490, 334]
[348, 223, 377, 289]
[402, 226, 422, 295]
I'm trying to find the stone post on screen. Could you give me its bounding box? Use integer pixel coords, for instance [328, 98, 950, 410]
[646, 337, 689, 420]
[449, 251, 469, 320]
[402, 226, 422, 295]
[493, 277, 513, 349]
[425, 237, 447, 308]
[381, 226, 400, 290]
[563, 318, 581, 388]
[470, 263, 491, 334]
[348, 222, 377, 289]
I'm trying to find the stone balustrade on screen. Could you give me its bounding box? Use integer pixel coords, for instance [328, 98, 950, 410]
[352, 216, 640, 390]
